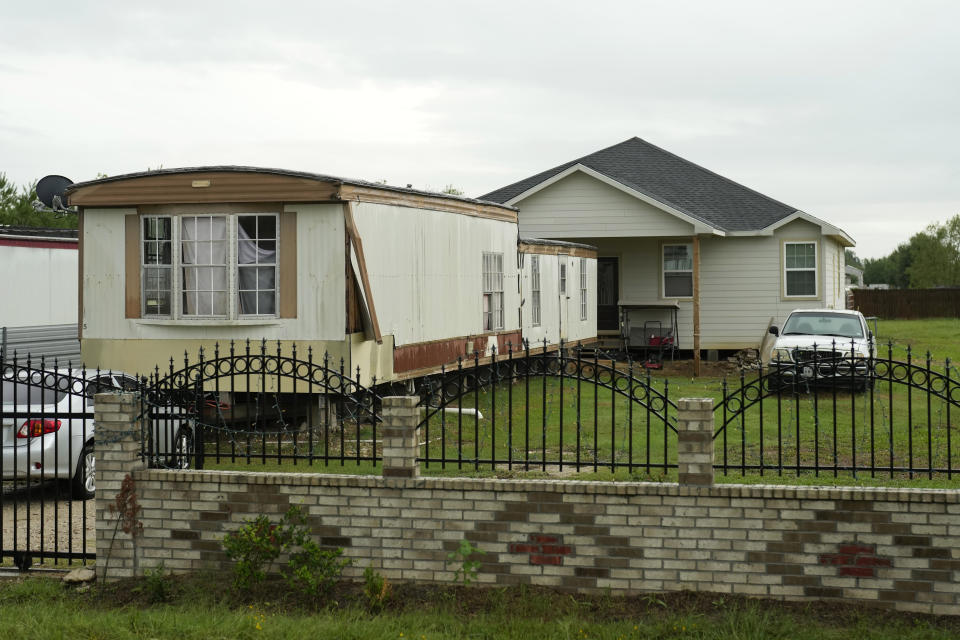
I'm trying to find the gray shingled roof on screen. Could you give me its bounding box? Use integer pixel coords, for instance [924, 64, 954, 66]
[479, 137, 800, 232]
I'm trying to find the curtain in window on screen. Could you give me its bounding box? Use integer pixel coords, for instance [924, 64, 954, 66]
[181, 216, 228, 316]
[237, 223, 277, 315]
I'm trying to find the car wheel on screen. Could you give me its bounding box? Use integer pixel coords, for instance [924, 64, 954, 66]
[170, 428, 194, 470]
[71, 444, 95, 501]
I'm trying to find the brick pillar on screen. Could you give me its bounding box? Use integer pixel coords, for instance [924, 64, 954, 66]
[381, 396, 420, 478]
[677, 398, 715, 486]
[94, 391, 144, 581]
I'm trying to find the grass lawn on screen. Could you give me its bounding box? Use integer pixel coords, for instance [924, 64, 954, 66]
[200, 318, 960, 488]
[2, 574, 959, 640]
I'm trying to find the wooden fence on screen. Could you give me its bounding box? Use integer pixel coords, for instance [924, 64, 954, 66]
[851, 288, 960, 319]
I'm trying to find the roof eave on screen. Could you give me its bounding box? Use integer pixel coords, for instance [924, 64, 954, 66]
[727, 211, 856, 246]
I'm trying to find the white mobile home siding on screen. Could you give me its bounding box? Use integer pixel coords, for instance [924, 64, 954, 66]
[519, 252, 597, 347]
[350, 202, 520, 351]
[81, 204, 346, 343]
[1, 243, 78, 328]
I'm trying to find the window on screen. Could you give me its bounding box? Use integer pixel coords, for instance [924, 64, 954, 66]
[784, 241, 817, 297]
[530, 255, 541, 327]
[141, 213, 278, 318]
[482, 252, 503, 331]
[559, 260, 567, 296]
[662, 243, 693, 298]
[579, 258, 587, 321]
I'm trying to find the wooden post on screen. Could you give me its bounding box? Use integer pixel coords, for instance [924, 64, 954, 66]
[693, 236, 701, 377]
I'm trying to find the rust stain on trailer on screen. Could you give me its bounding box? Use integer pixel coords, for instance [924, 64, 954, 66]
[393, 332, 523, 373]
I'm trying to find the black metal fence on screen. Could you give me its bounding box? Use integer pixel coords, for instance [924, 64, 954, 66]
[4, 337, 959, 571]
[0, 354, 105, 569]
[140, 341, 383, 471]
[715, 341, 960, 480]
[415, 342, 677, 474]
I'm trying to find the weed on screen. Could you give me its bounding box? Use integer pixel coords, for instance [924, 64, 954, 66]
[363, 566, 391, 611]
[136, 563, 171, 603]
[446, 539, 485, 585]
[103, 474, 144, 579]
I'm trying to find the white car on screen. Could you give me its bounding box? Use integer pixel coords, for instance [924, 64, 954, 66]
[1, 369, 191, 500]
[767, 309, 875, 389]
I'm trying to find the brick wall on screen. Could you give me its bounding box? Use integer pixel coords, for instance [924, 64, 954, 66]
[96, 394, 960, 615]
[125, 470, 960, 615]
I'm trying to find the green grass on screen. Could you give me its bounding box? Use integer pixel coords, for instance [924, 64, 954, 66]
[874, 318, 960, 366]
[196, 319, 960, 488]
[2, 575, 958, 639]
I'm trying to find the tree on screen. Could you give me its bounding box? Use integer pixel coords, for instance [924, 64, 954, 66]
[906, 215, 960, 288]
[441, 184, 465, 196]
[0, 173, 77, 229]
[844, 249, 863, 270]
[863, 242, 913, 288]
[861, 214, 960, 288]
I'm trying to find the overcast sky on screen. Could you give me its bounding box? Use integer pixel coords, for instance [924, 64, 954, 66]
[2, 1, 958, 258]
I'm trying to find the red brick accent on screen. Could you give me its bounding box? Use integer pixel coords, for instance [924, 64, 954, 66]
[509, 533, 573, 566]
[819, 543, 891, 578]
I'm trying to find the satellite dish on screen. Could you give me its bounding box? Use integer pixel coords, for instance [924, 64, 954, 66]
[36, 175, 74, 210]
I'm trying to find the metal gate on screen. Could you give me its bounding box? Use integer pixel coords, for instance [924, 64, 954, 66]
[0, 356, 109, 569]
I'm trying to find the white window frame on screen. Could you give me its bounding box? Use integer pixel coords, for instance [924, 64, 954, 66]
[140, 213, 280, 320]
[530, 255, 541, 327]
[482, 251, 504, 331]
[579, 258, 588, 321]
[783, 241, 818, 298]
[662, 243, 693, 299]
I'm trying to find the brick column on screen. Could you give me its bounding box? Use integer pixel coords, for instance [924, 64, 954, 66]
[94, 391, 144, 581]
[677, 398, 715, 486]
[381, 396, 420, 478]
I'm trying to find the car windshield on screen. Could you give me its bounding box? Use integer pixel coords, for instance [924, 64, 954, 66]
[1, 380, 67, 405]
[782, 313, 864, 339]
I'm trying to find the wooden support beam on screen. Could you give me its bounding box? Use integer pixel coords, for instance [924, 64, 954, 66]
[693, 235, 701, 377]
[343, 201, 383, 344]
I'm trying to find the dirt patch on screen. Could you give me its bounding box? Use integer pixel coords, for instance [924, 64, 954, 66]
[0, 483, 94, 564]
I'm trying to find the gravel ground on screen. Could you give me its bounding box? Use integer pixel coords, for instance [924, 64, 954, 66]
[0, 482, 94, 564]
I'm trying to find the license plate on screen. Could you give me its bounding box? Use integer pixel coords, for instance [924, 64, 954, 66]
[802, 366, 814, 378]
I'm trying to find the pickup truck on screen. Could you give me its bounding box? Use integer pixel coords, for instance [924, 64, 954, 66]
[766, 309, 875, 390]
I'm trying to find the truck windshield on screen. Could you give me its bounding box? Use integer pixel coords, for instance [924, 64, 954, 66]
[782, 313, 864, 339]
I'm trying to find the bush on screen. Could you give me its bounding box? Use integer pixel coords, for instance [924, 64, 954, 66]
[222, 505, 349, 596]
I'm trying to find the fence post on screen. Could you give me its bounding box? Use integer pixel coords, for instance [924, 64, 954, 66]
[94, 391, 144, 581]
[677, 398, 715, 486]
[381, 396, 420, 478]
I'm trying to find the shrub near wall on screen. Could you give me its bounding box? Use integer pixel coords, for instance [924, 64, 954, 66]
[96, 395, 960, 616]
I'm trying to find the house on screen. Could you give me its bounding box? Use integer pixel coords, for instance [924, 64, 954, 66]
[0, 226, 81, 362]
[480, 138, 854, 368]
[65, 167, 597, 383]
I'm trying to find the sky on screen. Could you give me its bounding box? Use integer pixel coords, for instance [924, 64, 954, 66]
[1, 1, 958, 259]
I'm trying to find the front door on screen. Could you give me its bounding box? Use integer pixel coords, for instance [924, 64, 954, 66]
[597, 257, 619, 332]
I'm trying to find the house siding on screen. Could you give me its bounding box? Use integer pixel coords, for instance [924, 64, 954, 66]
[516, 171, 695, 239]
[557, 222, 847, 351]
